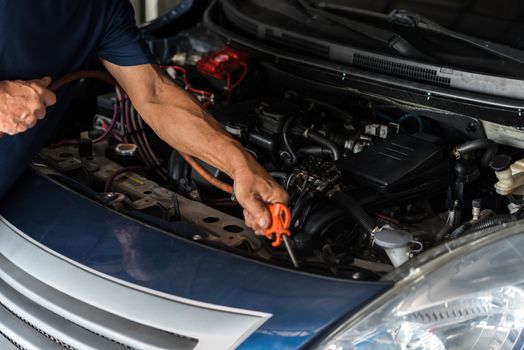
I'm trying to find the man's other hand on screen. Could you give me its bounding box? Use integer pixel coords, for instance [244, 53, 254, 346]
[0, 77, 56, 135]
[233, 164, 289, 235]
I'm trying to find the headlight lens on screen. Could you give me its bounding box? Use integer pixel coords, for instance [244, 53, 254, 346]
[317, 229, 524, 350]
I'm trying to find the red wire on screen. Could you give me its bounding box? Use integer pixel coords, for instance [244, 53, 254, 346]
[231, 63, 248, 91]
[187, 86, 214, 97]
[162, 65, 214, 97]
[225, 73, 232, 92]
[162, 63, 248, 100]
[375, 214, 401, 226]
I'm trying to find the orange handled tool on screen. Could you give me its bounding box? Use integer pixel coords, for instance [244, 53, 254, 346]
[264, 203, 292, 247]
[264, 203, 299, 268]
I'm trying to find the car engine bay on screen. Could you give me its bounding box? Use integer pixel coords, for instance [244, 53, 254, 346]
[36, 28, 524, 281]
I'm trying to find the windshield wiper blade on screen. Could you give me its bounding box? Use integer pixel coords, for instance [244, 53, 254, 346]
[388, 9, 524, 65]
[296, 0, 432, 61]
[313, 1, 524, 65]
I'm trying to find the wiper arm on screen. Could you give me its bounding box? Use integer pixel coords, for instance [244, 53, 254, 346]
[388, 9, 524, 65]
[314, 1, 524, 65]
[296, 0, 432, 61]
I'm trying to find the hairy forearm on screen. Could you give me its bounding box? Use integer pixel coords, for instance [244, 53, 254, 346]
[134, 74, 256, 179]
[102, 61, 288, 231]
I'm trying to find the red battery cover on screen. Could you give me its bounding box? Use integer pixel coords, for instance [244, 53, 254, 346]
[196, 47, 249, 80]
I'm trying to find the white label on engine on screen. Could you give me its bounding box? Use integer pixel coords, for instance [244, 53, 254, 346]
[482, 120, 524, 149]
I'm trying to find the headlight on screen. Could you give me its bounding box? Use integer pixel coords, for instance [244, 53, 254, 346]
[316, 225, 524, 350]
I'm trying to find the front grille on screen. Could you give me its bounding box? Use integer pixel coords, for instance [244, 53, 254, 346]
[0, 252, 197, 350]
[353, 53, 451, 86]
[0, 301, 75, 350]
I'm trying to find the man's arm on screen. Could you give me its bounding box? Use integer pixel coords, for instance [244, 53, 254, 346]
[102, 60, 288, 233]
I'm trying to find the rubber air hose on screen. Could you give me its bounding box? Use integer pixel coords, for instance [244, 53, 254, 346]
[302, 129, 341, 161]
[329, 191, 376, 234]
[297, 146, 334, 158]
[455, 139, 498, 168]
[50, 71, 235, 195]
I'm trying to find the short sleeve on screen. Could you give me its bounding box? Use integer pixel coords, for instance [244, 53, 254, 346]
[97, 0, 156, 66]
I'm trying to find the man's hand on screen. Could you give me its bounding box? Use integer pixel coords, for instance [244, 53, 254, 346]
[233, 164, 289, 235]
[0, 77, 56, 135]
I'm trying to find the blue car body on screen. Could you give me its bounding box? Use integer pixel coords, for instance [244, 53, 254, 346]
[0, 170, 391, 349]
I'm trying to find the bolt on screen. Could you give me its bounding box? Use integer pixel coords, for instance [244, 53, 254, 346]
[465, 122, 477, 133]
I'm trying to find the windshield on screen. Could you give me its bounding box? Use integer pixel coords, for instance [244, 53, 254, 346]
[218, 0, 524, 78]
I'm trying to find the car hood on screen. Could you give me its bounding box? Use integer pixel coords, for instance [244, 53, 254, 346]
[0, 170, 391, 349]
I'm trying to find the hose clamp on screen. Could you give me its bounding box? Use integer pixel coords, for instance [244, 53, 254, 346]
[452, 147, 461, 160]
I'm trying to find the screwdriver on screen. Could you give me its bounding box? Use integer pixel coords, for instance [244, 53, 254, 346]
[263, 203, 299, 268]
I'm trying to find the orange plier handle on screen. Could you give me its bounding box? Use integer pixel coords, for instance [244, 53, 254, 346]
[263, 203, 292, 247]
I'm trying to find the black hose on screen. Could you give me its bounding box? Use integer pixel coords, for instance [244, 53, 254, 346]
[455, 139, 498, 167]
[297, 146, 334, 158]
[449, 214, 515, 239]
[508, 195, 524, 205]
[448, 222, 473, 239]
[330, 191, 376, 234]
[466, 214, 514, 233]
[303, 129, 342, 161]
[283, 114, 299, 164]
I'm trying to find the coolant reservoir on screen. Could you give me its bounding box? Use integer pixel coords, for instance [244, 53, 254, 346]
[491, 155, 524, 195]
[373, 229, 413, 268]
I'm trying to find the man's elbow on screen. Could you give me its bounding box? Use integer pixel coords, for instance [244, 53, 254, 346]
[132, 73, 172, 107]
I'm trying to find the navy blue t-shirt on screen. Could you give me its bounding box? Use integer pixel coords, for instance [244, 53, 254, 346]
[0, 0, 155, 81]
[0, 0, 156, 198]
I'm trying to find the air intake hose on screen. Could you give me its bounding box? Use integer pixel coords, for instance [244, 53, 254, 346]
[329, 191, 376, 234]
[455, 139, 498, 167]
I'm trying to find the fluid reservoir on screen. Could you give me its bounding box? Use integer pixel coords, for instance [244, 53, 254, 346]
[491, 155, 524, 195]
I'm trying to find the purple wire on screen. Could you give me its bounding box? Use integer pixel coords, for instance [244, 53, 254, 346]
[111, 132, 124, 143]
[93, 96, 119, 144]
[117, 89, 149, 166]
[115, 88, 167, 181]
[123, 96, 152, 168]
[104, 166, 144, 193]
[130, 107, 168, 180]
[127, 100, 155, 166]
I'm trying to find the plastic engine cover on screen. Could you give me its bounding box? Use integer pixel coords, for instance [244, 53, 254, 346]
[339, 134, 446, 193]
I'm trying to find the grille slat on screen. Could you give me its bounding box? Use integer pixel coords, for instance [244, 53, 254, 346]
[0, 274, 125, 350]
[353, 53, 451, 86]
[0, 301, 63, 350]
[0, 252, 197, 350]
[0, 301, 76, 350]
[0, 330, 28, 350]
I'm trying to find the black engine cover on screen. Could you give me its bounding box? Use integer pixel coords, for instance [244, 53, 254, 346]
[338, 133, 448, 193]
